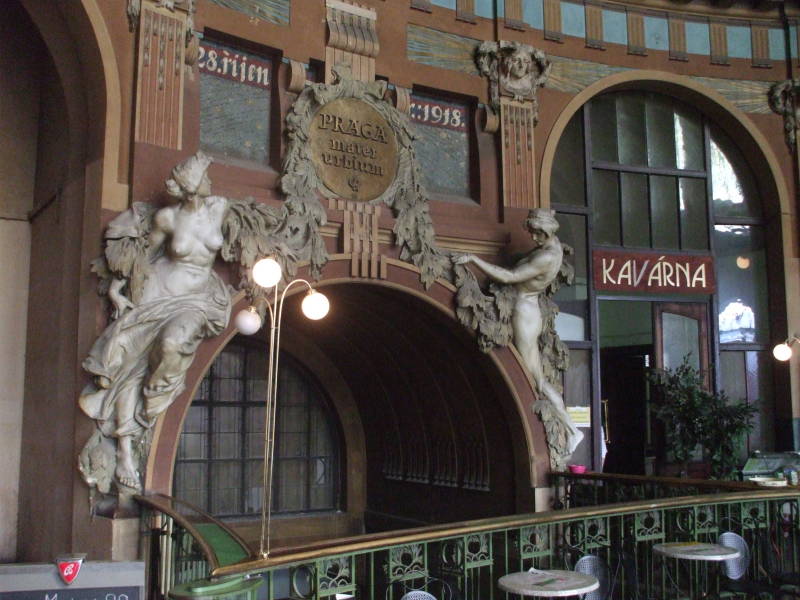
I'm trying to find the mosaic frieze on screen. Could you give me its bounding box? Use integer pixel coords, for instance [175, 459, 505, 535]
[410, 94, 472, 200]
[199, 40, 272, 166]
[207, 0, 289, 26]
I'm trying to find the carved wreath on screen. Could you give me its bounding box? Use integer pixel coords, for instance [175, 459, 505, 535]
[281, 67, 450, 287]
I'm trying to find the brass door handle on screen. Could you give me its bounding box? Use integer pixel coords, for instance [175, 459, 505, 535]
[601, 399, 610, 445]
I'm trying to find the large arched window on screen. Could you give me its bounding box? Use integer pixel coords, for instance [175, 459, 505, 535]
[173, 336, 341, 518]
[550, 89, 774, 471]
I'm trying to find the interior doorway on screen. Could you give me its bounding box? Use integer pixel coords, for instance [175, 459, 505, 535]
[599, 299, 710, 475]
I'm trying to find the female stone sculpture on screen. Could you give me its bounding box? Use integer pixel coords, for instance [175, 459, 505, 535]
[79, 151, 231, 491]
[455, 209, 583, 457]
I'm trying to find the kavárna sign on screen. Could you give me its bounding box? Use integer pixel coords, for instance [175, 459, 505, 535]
[309, 97, 399, 202]
[593, 249, 715, 294]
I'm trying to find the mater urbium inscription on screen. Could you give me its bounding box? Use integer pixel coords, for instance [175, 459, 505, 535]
[309, 98, 398, 202]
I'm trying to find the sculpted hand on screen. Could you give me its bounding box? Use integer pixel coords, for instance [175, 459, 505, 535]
[109, 290, 134, 319]
[453, 254, 475, 265]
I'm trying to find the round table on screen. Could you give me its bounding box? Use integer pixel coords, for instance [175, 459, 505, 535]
[497, 569, 599, 598]
[653, 542, 740, 599]
[653, 542, 740, 561]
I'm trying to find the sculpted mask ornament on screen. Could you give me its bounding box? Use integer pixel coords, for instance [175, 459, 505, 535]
[453, 209, 581, 470]
[79, 151, 328, 495]
[768, 79, 800, 150]
[475, 41, 551, 116]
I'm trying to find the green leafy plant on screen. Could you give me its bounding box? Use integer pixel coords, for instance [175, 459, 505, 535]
[649, 357, 757, 480]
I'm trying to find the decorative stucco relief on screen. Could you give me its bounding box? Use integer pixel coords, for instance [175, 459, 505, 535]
[769, 79, 800, 150]
[475, 40, 551, 117]
[453, 210, 580, 471]
[281, 66, 450, 287]
[80, 151, 327, 495]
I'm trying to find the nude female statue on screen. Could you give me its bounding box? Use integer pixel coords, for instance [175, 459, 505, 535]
[455, 209, 583, 455]
[79, 151, 231, 490]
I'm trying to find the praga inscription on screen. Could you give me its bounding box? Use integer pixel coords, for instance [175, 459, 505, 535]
[309, 98, 399, 201]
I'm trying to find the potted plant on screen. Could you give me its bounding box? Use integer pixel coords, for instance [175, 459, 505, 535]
[649, 357, 756, 480]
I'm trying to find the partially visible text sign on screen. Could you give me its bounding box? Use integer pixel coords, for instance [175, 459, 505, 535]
[593, 249, 715, 294]
[0, 587, 139, 600]
[409, 97, 467, 132]
[198, 42, 271, 88]
[309, 97, 398, 201]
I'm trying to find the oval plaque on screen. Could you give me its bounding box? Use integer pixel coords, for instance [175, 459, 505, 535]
[309, 97, 398, 202]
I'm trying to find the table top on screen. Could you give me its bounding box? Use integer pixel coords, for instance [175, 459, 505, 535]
[497, 569, 600, 597]
[653, 542, 741, 562]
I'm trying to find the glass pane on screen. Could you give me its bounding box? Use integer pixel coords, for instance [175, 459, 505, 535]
[275, 459, 307, 512]
[174, 462, 207, 511]
[564, 349, 592, 468]
[674, 105, 704, 170]
[551, 113, 586, 206]
[616, 93, 647, 166]
[310, 458, 334, 510]
[245, 346, 268, 381]
[179, 406, 208, 460]
[216, 378, 243, 402]
[554, 213, 588, 341]
[593, 170, 620, 245]
[212, 406, 242, 459]
[621, 173, 650, 247]
[590, 95, 618, 163]
[719, 351, 749, 465]
[750, 352, 775, 452]
[679, 178, 708, 250]
[215, 346, 245, 378]
[246, 406, 265, 458]
[646, 94, 677, 169]
[710, 128, 761, 219]
[279, 432, 307, 458]
[715, 225, 769, 343]
[650, 176, 679, 249]
[211, 461, 241, 515]
[244, 460, 264, 514]
[310, 406, 333, 456]
[662, 312, 700, 371]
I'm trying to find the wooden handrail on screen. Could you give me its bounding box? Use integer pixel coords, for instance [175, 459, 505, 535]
[211, 488, 799, 579]
[136, 493, 254, 570]
[551, 471, 759, 491]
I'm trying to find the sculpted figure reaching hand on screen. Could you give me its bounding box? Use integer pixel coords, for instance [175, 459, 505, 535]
[79, 151, 231, 491]
[455, 209, 583, 456]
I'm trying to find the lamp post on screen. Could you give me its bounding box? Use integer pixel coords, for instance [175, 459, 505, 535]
[233, 257, 330, 558]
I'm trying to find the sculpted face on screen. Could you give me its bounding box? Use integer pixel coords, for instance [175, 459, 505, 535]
[506, 50, 532, 80]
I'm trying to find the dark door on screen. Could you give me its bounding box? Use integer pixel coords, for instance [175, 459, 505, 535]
[600, 346, 652, 475]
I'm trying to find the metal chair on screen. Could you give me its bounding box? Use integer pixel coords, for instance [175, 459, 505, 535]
[399, 592, 437, 600]
[717, 531, 793, 599]
[574, 554, 612, 600]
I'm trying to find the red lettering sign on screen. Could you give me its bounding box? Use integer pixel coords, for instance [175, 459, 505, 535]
[593, 249, 715, 294]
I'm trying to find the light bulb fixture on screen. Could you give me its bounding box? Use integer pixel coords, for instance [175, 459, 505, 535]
[252, 257, 282, 288]
[773, 333, 800, 362]
[234, 305, 262, 335]
[301, 289, 330, 320]
[736, 256, 751, 270]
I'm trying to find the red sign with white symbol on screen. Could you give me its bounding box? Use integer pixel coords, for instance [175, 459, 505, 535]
[56, 554, 86, 585]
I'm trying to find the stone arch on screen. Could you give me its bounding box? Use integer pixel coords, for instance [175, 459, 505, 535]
[147, 257, 550, 524]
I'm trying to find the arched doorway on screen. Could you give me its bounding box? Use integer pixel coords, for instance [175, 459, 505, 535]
[541, 73, 792, 475]
[149, 259, 550, 546]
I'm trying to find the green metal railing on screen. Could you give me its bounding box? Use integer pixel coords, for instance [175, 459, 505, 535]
[139, 489, 800, 600]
